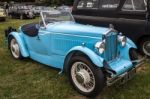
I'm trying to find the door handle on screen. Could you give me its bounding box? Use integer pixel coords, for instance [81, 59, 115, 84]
[37, 35, 40, 40]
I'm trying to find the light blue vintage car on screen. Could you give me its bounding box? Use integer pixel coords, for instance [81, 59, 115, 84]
[5, 10, 144, 97]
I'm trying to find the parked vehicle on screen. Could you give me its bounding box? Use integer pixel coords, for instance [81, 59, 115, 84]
[32, 6, 44, 16]
[8, 4, 35, 19]
[5, 10, 144, 97]
[33, 6, 54, 16]
[57, 5, 72, 12]
[72, 0, 150, 57]
[0, 6, 6, 21]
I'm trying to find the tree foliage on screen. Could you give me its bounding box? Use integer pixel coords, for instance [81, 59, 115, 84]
[44, 0, 74, 5]
[0, 0, 74, 5]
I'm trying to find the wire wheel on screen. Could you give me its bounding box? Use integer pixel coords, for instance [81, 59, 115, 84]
[10, 38, 20, 59]
[71, 62, 95, 93]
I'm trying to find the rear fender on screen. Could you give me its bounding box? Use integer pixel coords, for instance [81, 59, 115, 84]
[65, 46, 104, 68]
[8, 32, 29, 57]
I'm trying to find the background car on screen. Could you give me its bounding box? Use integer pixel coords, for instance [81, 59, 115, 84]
[8, 4, 35, 19]
[32, 6, 44, 16]
[32, 6, 54, 16]
[5, 10, 144, 97]
[57, 5, 72, 12]
[0, 6, 6, 21]
[72, 0, 150, 57]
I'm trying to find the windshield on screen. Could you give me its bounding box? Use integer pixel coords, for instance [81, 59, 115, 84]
[40, 10, 74, 27]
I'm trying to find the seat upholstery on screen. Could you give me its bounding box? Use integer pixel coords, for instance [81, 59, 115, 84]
[21, 23, 39, 37]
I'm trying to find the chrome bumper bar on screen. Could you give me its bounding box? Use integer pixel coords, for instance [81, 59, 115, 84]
[107, 56, 146, 86]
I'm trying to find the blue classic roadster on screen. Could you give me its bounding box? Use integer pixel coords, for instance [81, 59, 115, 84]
[5, 10, 144, 97]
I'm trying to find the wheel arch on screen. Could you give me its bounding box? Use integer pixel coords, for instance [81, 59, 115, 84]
[127, 38, 137, 49]
[136, 35, 150, 56]
[8, 32, 29, 58]
[120, 41, 137, 61]
[63, 46, 104, 73]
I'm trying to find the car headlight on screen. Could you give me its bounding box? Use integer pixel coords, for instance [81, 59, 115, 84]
[95, 40, 105, 54]
[118, 35, 126, 47]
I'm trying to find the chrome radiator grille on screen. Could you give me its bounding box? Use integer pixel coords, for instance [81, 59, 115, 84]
[104, 32, 118, 61]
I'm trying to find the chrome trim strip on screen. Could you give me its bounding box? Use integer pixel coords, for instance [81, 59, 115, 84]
[39, 31, 101, 39]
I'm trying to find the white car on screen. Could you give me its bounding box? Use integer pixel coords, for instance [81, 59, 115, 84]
[0, 7, 6, 21]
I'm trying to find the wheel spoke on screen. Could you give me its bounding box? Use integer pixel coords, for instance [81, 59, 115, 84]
[71, 62, 95, 93]
[10, 39, 20, 58]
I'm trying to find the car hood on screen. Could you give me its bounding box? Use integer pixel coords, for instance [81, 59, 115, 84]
[46, 22, 110, 37]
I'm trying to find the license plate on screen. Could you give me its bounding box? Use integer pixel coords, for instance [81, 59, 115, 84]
[119, 68, 136, 85]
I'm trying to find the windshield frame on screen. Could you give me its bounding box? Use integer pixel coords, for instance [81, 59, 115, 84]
[40, 10, 75, 28]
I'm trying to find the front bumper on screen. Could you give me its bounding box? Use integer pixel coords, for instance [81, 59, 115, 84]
[106, 56, 146, 86]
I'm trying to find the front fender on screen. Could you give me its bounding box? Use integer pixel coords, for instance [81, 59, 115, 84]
[127, 38, 137, 48]
[65, 46, 104, 67]
[120, 38, 137, 60]
[8, 32, 29, 57]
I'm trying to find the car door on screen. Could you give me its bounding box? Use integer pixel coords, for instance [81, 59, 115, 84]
[114, 0, 148, 42]
[23, 26, 49, 56]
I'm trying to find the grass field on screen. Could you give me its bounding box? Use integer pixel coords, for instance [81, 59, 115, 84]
[0, 18, 150, 99]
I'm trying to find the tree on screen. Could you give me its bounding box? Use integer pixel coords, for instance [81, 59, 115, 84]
[0, 0, 74, 5]
[48, 0, 74, 6]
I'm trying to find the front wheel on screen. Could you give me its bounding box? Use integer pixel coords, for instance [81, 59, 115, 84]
[68, 56, 106, 97]
[9, 36, 23, 59]
[140, 37, 150, 57]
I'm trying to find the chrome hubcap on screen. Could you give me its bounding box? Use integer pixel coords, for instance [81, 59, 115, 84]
[76, 69, 91, 84]
[71, 62, 95, 93]
[143, 41, 150, 56]
[10, 39, 20, 58]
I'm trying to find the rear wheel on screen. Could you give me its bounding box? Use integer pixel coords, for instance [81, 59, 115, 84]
[9, 36, 23, 59]
[68, 56, 106, 97]
[140, 37, 150, 57]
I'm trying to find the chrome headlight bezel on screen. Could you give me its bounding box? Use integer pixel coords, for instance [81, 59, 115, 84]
[95, 40, 106, 54]
[118, 35, 127, 47]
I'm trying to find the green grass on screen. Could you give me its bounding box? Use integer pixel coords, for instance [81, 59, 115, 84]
[0, 18, 150, 99]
